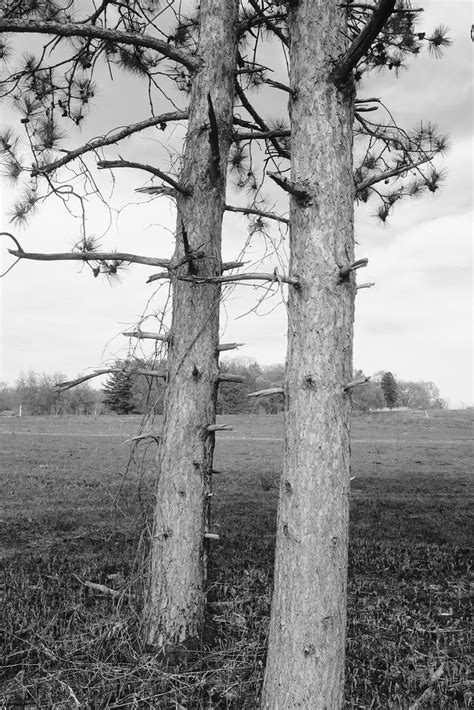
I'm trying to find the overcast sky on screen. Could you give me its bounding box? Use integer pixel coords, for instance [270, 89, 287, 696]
[0, 1, 472, 407]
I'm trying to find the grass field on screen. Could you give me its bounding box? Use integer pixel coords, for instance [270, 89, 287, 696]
[1, 410, 472, 708]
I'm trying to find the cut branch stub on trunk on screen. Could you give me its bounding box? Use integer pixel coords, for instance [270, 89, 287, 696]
[339, 258, 369, 281]
[356, 282, 375, 290]
[217, 373, 246, 384]
[204, 532, 220, 540]
[123, 331, 170, 341]
[343, 376, 371, 391]
[217, 343, 244, 352]
[206, 424, 233, 433]
[267, 171, 312, 205]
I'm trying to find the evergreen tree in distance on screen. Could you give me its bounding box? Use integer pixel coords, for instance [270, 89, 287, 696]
[102, 365, 134, 415]
[381, 371, 399, 409]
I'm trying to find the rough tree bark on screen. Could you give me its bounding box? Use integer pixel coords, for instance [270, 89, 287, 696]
[262, 2, 355, 707]
[143, 0, 239, 649]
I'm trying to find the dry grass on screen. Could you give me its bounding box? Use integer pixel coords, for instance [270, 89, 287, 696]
[0, 410, 472, 708]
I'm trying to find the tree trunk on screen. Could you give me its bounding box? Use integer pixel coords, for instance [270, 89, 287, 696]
[262, 2, 355, 707]
[143, 0, 238, 650]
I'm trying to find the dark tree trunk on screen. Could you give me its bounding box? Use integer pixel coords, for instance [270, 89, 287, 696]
[143, 0, 239, 650]
[262, 1, 356, 706]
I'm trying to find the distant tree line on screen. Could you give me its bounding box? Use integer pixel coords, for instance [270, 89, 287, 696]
[352, 370, 446, 411]
[1, 363, 446, 416]
[0, 372, 100, 415]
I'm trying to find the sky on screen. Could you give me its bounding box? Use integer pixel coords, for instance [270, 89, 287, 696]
[0, 1, 472, 408]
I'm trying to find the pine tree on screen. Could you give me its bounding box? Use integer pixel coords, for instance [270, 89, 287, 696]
[102, 365, 134, 415]
[0, 1, 450, 705]
[381, 371, 399, 409]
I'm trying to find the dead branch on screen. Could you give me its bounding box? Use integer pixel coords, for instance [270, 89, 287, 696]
[234, 129, 290, 141]
[248, 387, 284, 397]
[177, 272, 300, 287]
[356, 282, 375, 290]
[408, 664, 445, 710]
[31, 111, 188, 177]
[7, 247, 171, 268]
[225, 205, 289, 226]
[73, 573, 120, 598]
[56, 367, 166, 392]
[97, 160, 191, 196]
[0, 18, 198, 71]
[333, 0, 397, 85]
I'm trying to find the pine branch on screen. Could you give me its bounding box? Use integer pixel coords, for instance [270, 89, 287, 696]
[356, 156, 433, 192]
[0, 18, 198, 71]
[8, 248, 171, 268]
[225, 205, 289, 225]
[333, 0, 397, 85]
[97, 160, 191, 195]
[31, 111, 188, 177]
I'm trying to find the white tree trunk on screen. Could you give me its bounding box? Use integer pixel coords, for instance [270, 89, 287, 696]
[143, 0, 239, 650]
[262, 2, 355, 706]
